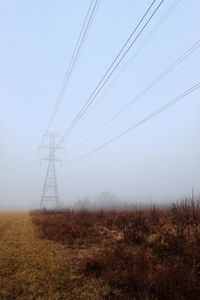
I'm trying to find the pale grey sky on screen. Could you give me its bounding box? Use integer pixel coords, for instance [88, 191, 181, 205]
[0, 0, 200, 209]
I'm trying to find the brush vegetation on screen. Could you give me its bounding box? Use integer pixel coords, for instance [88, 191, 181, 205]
[30, 196, 200, 300]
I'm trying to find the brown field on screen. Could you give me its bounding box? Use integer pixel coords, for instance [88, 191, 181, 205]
[1, 196, 200, 299]
[30, 197, 200, 300]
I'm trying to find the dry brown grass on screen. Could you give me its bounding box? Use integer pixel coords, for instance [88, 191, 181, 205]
[0, 212, 103, 299]
[30, 196, 200, 300]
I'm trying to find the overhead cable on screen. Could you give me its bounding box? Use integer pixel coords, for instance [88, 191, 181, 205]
[69, 39, 200, 152]
[87, 0, 180, 114]
[58, 0, 165, 146]
[41, 0, 100, 143]
[66, 82, 200, 165]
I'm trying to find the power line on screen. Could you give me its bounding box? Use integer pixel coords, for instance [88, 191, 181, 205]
[69, 39, 200, 153]
[86, 0, 180, 115]
[41, 0, 100, 143]
[59, 0, 163, 144]
[66, 82, 200, 165]
[58, 0, 165, 146]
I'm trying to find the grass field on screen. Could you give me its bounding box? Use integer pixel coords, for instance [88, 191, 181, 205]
[1, 196, 200, 299]
[0, 212, 87, 299]
[31, 196, 200, 300]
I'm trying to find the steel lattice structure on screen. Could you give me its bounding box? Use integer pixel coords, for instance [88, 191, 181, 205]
[40, 132, 63, 209]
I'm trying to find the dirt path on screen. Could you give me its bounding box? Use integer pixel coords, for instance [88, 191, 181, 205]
[0, 212, 74, 300]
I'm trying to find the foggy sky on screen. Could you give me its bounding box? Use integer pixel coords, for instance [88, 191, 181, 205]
[0, 0, 200, 210]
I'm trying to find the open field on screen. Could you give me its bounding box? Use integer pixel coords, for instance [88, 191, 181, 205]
[1, 197, 200, 299]
[30, 197, 200, 300]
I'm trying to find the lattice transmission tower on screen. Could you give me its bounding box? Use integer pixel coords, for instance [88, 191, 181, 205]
[39, 132, 63, 209]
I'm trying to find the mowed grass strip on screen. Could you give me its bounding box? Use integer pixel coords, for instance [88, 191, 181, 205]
[0, 212, 72, 300]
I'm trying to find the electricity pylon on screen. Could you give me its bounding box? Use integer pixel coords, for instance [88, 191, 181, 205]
[39, 132, 63, 209]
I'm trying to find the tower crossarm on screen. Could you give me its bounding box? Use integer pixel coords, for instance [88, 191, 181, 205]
[41, 158, 62, 162]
